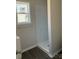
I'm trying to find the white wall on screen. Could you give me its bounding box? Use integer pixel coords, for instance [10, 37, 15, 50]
[47, 0, 62, 55]
[35, 0, 48, 43]
[16, 0, 48, 51]
[16, 0, 37, 50]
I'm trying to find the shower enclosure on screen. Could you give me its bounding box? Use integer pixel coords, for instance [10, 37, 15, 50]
[36, 0, 62, 58]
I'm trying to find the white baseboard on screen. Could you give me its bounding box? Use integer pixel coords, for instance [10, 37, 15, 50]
[38, 44, 61, 58]
[48, 48, 62, 58]
[21, 44, 37, 53]
[21, 44, 61, 59]
[38, 45, 61, 58]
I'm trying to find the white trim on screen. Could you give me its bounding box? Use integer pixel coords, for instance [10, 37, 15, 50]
[38, 45, 49, 54]
[38, 45, 61, 58]
[48, 48, 62, 58]
[21, 44, 37, 53]
[21, 44, 61, 58]
[16, 1, 29, 4]
[38, 45, 50, 57]
[47, 0, 52, 53]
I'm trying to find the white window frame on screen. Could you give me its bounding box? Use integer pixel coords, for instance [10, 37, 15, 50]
[16, 1, 31, 25]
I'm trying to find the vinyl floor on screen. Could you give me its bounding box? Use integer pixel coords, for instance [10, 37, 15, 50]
[22, 47, 62, 59]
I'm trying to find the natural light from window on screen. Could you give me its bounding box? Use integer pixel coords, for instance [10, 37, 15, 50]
[16, 2, 31, 24]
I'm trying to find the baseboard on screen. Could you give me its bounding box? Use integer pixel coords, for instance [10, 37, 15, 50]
[48, 48, 62, 58]
[38, 45, 61, 58]
[21, 44, 37, 53]
[21, 44, 61, 58]
[38, 44, 62, 58]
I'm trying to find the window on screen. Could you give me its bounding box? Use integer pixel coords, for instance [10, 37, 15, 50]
[16, 1, 31, 24]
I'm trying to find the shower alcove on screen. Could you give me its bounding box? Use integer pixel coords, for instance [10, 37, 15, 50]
[35, 0, 62, 58]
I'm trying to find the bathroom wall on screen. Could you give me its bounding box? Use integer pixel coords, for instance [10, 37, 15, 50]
[35, 0, 48, 44]
[16, 0, 37, 50]
[47, 0, 62, 55]
[16, 0, 48, 51]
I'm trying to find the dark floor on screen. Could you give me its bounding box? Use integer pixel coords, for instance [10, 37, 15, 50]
[22, 47, 62, 59]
